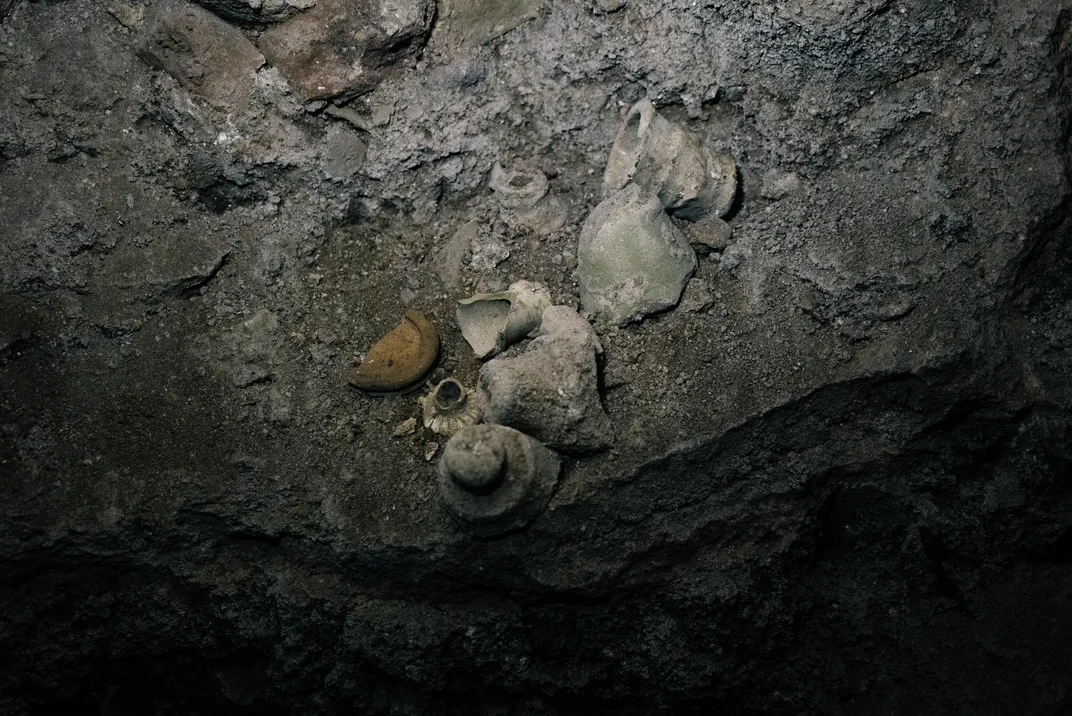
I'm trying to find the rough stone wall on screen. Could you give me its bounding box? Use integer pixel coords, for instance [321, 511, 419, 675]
[1, 0, 1070, 713]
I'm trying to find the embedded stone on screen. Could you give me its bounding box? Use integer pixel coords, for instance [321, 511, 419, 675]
[139, 1, 265, 110]
[479, 307, 612, 455]
[436, 0, 545, 48]
[192, 0, 314, 25]
[257, 0, 434, 101]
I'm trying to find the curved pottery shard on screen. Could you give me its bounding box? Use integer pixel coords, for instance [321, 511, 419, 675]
[604, 98, 738, 220]
[346, 309, 439, 393]
[456, 280, 552, 359]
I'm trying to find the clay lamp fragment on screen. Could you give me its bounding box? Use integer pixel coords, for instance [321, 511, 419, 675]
[456, 280, 552, 359]
[420, 378, 480, 436]
[346, 309, 439, 394]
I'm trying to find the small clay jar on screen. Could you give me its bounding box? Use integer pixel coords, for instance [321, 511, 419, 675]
[604, 99, 738, 220]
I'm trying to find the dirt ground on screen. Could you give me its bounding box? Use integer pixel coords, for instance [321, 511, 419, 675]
[2, 0, 1071, 713]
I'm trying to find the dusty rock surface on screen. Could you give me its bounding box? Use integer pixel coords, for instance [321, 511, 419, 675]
[1, 0, 1071, 714]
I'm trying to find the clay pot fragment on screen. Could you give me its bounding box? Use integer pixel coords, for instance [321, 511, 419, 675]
[489, 164, 567, 234]
[488, 164, 549, 210]
[578, 184, 696, 326]
[456, 280, 552, 359]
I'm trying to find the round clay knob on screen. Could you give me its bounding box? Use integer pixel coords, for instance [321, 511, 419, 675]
[443, 433, 506, 494]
